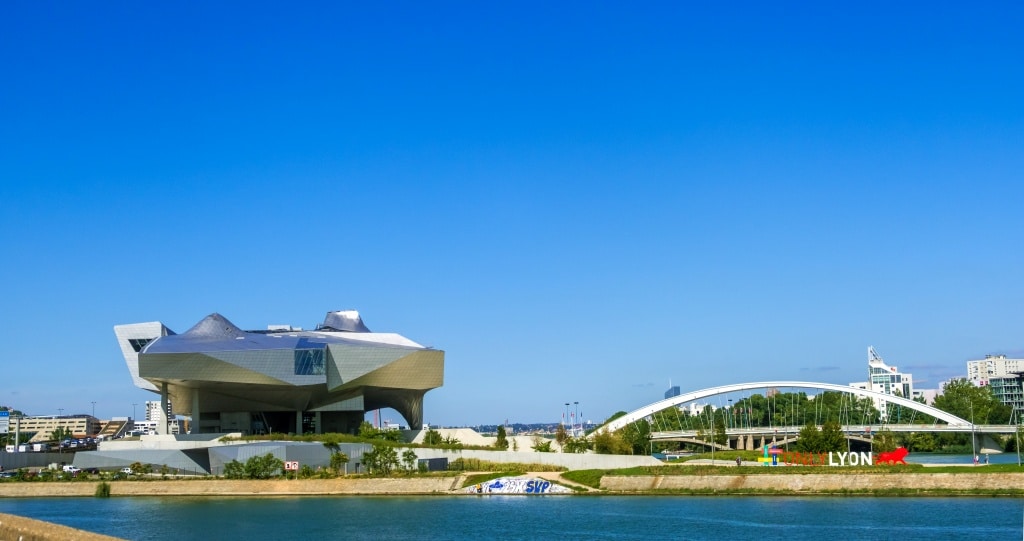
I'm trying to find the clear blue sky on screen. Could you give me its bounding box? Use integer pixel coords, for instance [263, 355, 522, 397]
[2, 2, 1022, 426]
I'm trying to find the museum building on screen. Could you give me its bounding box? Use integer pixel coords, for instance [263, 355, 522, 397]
[114, 310, 444, 435]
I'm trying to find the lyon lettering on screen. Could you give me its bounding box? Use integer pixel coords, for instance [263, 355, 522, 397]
[781, 451, 875, 466]
[827, 451, 873, 466]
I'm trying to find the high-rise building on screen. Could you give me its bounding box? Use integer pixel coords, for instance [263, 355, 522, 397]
[967, 354, 1024, 418]
[665, 385, 680, 400]
[849, 346, 916, 420]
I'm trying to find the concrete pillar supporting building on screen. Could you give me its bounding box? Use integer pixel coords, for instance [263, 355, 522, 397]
[191, 389, 200, 435]
[159, 383, 169, 436]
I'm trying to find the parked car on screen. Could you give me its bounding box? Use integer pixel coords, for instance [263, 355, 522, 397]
[0, 471, 17, 479]
[120, 467, 134, 475]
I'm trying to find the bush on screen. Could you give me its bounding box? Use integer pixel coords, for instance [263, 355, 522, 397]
[222, 453, 284, 479]
[95, 481, 111, 497]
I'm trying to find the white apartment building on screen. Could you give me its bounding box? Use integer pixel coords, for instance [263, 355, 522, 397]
[967, 354, 1024, 386]
[967, 354, 1024, 418]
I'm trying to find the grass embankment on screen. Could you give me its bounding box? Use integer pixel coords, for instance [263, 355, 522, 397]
[562, 451, 1024, 492]
[460, 471, 525, 488]
[448, 458, 565, 473]
[223, 433, 492, 452]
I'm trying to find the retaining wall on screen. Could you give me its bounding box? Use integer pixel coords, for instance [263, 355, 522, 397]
[601, 472, 1024, 492]
[0, 477, 463, 498]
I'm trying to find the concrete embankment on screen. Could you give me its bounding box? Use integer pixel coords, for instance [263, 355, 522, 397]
[0, 477, 464, 498]
[601, 472, 1024, 493]
[0, 512, 125, 540]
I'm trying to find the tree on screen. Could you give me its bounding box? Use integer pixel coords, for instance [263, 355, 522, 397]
[934, 378, 1012, 425]
[795, 422, 822, 452]
[401, 449, 418, 472]
[592, 429, 631, 455]
[223, 459, 246, 479]
[221, 453, 283, 479]
[442, 435, 462, 448]
[244, 453, 284, 479]
[330, 451, 349, 474]
[423, 429, 443, 445]
[554, 424, 568, 446]
[50, 427, 73, 443]
[620, 420, 651, 455]
[562, 436, 591, 454]
[819, 420, 846, 452]
[362, 443, 399, 475]
[358, 421, 403, 442]
[873, 428, 898, 454]
[494, 425, 509, 450]
[713, 418, 727, 446]
[908, 432, 937, 452]
[531, 436, 553, 453]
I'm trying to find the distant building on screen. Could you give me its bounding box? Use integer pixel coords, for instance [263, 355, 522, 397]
[849, 346, 918, 419]
[665, 385, 680, 400]
[967, 354, 1024, 418]
[17, 415, 102, 443]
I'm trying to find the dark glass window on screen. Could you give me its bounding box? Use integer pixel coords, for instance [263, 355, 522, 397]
[294, 349, 325, 375]
[128, 338, 154, 352]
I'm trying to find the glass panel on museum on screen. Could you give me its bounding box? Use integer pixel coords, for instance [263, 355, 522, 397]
[294, 348, 325, 375]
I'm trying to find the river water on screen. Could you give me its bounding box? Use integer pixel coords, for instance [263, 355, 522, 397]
[0, 495, 1019, 540]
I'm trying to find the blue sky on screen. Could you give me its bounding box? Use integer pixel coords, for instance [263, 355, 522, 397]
[1, 3, 1022, 426]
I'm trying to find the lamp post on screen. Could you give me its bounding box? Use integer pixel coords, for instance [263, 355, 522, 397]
[91, 401, 96, 418]
[728, 399, 733, 429]
[573, 401, 579, 437]
[564, 403, 569, 429]
[970, 400, 977, 465]
[710, 406, 715, 464]
[132, 403, 137, 422]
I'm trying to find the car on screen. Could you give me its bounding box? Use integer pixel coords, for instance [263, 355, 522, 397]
[0, 471, 17, 479]
[83, 467, 100, 474]
[120, 467, 134, 475]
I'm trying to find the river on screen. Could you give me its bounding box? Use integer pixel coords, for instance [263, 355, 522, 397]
[0, 495, 1019, 540]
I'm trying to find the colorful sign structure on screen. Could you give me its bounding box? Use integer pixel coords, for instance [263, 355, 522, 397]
[875, 447, 909, 464]
[467, 477, 572, 494]
[766, 446, 910, 466]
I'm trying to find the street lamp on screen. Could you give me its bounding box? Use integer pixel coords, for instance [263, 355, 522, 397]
[970, 400, 977, 465]
[91, 401, 96, 418]
[564, 403, 569, 428]
[574, 401, 579, 437]
[728, 399, 733, 429]
[132, 403, 137, 421]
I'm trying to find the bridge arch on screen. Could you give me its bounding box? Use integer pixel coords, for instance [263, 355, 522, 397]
[604, 381, 972, 433]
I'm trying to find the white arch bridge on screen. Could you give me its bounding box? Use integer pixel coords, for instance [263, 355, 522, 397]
[605, 381, 1016, 447]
